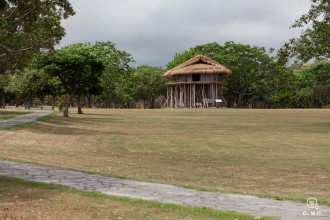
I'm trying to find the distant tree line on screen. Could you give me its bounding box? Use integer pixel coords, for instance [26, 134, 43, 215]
[0, 0, 329, 116]
[0, 42, 168, 117]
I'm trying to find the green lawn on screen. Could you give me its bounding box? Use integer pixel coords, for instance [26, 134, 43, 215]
[0, 108, 329, 206]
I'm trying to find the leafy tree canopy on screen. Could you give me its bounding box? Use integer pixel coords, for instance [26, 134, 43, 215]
[5, 68, 49, 108]
[38, 43, 104, 117]
[279, 0, 330, 64]
[0, 0, 75, 72]
[37, 41, 133, 115]
[295, 61, 330, 107]
[93, 42, 134, 108]
[132, 65, 167, 109]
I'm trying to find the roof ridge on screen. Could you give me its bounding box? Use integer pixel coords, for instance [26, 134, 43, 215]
[163, 54, 232, 77]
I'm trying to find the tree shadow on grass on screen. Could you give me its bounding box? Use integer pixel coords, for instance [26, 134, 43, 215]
[78, 113, 114, 117]
[5, 115, 126, 136]
[29, 122, 127, 136]
[0, 111, 28, 116]
[37, 113, 122, 125]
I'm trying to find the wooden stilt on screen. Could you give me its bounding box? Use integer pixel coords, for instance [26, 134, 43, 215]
[174, 86, 178, 108]
[170, 86, 173, 108]
[165, 79, 228, 108]
[189, 84, 192, 108]
[215, 84, 218, 108]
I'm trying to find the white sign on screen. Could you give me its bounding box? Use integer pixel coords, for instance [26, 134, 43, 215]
[303, 197, 321, 217]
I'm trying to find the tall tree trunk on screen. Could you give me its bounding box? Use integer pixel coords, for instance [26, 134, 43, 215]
[24, 97, 31, 109]
[51, 96, 56, 110]
[85, 95, 92, 108]
[77, 95, 83, 114]
[109, 101, 116, 109]
[1, 96, 5, 108]
[40, 97, 44, 110]
[140, 101, 145, 109]
[63, 90, 76, 117]
[237, 93, 245, 108]
[63, 102, 70, 117]
[150, 99, 155, 109]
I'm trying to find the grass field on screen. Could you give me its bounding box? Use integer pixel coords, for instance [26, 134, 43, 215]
[1, 177, 272, 220]
[0, 108, 329, 206]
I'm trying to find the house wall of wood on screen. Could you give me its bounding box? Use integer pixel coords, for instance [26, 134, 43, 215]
[166, 74, 226, 108]
[174, 74, 218, 82]
[201, 74, 217, 82]
[174, 75, 192, 82]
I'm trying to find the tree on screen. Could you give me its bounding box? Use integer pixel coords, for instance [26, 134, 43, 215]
[0, 72, 9, 108]
[217, 42, 277, 107]
[44, 76, 64, 110]
[34, 70, 61, 110]
[5, 68, 47, 109]
[100, 72, 136, 108]
[132, 65, 167, 109]
[295, 61, 330, 107]
[38, 43, 104, 117]
[92, 42, 134, 108]
[270, 68, 299, 108]
[279, 0, 330, 63]
[0, 0, 75, 73]
[167, 42, 223, 70]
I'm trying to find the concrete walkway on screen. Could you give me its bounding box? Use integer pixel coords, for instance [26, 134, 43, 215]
[0, 110, 52, 129]
[1, 111, 329, 219]
[1, 161, 329, 220]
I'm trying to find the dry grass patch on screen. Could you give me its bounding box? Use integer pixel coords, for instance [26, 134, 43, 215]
[0, 108, 329, 205]
[0, 177, 270, 220]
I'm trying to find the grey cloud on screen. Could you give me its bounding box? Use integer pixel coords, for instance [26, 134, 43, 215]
[59, 0, 311, 67]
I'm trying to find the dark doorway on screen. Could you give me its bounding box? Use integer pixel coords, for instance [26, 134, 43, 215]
[192, 74, 201, 81]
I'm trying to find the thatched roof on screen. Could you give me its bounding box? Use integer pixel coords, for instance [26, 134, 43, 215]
[163, 55, 232, 77]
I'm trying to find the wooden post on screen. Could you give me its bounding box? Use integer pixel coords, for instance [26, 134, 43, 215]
[215, 84, 218, 99]
[186, 84, 189, 107]
[192, 84, 195, 108]
[211, 84, 214, 107]
[221, 84, 227, 107]
[215, 84, 218, 108]
[202, 84, 205, 108]
[174, 85, 178, 108]
[170, 86, 173, 108]
[189, 84, 192, 108]
[179, 85, 183, 107]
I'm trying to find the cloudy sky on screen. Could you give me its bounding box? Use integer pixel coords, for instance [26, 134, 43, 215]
[58, 0, 311, 67]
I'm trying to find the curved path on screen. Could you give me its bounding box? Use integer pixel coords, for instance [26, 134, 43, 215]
[0, 111, 329, 219]
[0, 110, 52, 129]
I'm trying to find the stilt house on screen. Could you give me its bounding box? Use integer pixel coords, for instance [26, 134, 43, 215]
[163, 55, 232, 108]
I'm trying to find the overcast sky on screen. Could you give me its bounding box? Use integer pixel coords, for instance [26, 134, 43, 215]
[58, 0, 311, 67]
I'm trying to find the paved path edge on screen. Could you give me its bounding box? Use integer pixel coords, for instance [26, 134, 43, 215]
[0, 110, 53, 129]
[1, 160, 329, 220]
